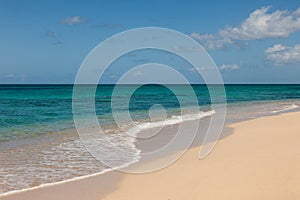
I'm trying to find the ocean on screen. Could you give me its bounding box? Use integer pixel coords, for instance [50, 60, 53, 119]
[0, 84, 300, 194]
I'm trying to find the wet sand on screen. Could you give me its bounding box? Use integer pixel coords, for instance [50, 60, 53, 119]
[1, 111, 300, 200]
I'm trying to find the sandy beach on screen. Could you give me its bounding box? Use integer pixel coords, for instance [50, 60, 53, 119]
[1, 111, 299, 200]
[2, 1, 300, 199]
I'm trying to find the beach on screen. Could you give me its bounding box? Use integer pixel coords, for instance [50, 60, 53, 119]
[1, 110, 299, 200]
[2, 1, 300, 199]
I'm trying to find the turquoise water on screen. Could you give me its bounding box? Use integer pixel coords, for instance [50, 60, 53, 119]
[1, 84, 300, 141]
[1, 84, 300, 194]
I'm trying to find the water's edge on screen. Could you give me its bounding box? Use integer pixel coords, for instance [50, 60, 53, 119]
[0, 102, 299, 197]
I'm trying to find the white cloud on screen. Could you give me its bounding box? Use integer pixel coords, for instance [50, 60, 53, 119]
[190, 33, 234, 50]
[265, 44, 300, 65]
[188, 66, 215, 71]
[265, 44, 287, 53]
[219, 6, 300, 40]
[191, 6, 300, 50]
[171, 45, 203, 52]
[190, 33, 214, 40]
[219, 64, 239, 70]
[61, 16, 87, 25]
[188, 64, 239, 72]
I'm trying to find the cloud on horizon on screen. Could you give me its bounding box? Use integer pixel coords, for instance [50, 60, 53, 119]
[188, 64, 239, 72]
[265, 44, 300, 65]
[219, 64, 240, 71]
[191, 6, 300, 50]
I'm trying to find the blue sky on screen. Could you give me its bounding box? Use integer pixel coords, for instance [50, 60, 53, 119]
[0, 0, 300, 84]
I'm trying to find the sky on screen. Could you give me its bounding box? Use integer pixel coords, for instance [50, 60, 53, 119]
[0, 0, 300, 84]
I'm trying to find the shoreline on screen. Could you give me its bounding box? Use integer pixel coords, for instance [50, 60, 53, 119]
[1, 110, 300, 199]
[104, 110, 300, 200]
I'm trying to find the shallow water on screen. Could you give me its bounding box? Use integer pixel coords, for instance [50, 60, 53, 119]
[0, 84, 300, 194]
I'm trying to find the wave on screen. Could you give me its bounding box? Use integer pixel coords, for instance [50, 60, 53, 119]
[272, 104, 298, 113]
[0, 162, 133, 197]
[126, 110, 215, 136]
[0, 110, 215, 197]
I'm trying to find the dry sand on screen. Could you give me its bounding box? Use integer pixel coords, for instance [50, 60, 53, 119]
[1, 111, 300, 200]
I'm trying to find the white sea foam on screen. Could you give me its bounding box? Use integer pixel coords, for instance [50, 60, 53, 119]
[0, 110, 215, 197]
[0, 162, 133, 197]
[272, 104, 298, 113]
[126, 110, 215, 137]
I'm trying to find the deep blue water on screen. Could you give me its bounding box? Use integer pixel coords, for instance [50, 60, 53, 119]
[0, 84, 300, 141]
